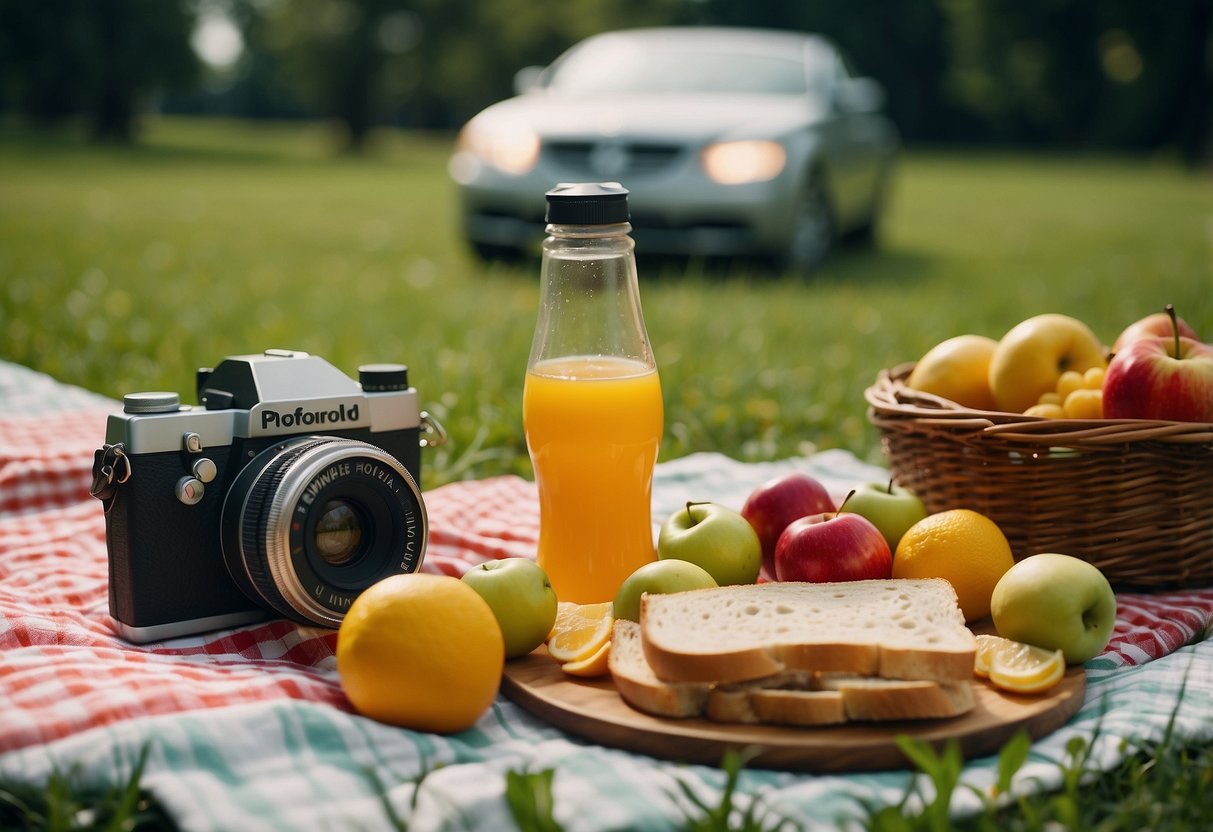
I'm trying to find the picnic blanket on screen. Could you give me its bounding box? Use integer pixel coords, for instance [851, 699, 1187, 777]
[1, 358, 1211, 831]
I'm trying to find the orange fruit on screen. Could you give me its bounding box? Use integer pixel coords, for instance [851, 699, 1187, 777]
[906, 335, 1000, 410]
[546, 601, 613, 663]
[336, 573, 504, 734]
[560, 640, 612, 678]
[893, 509, 1015, 622]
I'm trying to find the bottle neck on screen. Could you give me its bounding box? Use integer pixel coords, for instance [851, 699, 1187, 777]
[545, 221, 633, 240]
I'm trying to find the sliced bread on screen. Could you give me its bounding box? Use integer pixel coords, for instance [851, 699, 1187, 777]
[608, 619, 709, 718]
[611, 620, 975, 725]
[707, 677, 848, 726]
[639, 579, 976, 685]
[816, 676, 975, 721]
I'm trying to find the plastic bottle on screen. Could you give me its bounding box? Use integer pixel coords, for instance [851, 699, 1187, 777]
[523, 182, 664, 604]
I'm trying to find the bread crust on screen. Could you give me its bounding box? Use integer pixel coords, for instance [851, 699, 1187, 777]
[819, 677, 975, 721]
[610, 620, 710, 718]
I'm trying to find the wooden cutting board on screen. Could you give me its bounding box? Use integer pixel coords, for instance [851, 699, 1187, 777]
[501, 647, 1086, 773]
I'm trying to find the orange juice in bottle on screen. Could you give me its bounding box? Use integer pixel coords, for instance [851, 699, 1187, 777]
[523, 183, 663, 603]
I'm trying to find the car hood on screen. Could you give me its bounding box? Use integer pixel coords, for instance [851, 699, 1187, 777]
[473, 92, 826, 144]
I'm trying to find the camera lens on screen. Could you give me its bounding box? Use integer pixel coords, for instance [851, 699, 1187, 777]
[313, 499, 365, 566]
[222, 437, 427, 627]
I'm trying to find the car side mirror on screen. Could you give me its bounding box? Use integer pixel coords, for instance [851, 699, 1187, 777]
[840, 77, 886, 114]
[514, 66, 546, 95]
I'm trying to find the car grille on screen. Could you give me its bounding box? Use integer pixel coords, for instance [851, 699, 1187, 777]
[544, 141, 684, 179]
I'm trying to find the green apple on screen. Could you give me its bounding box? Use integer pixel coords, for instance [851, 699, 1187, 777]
[839, 480, 928, 552]
[990, 553, 1117, 664]
[461, 558, 558, 659]
[657, 501, 762, 586]
[613, 559, 718, 622]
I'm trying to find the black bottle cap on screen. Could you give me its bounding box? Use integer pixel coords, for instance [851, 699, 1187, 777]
[545, 182, 630, 225]
[359, 363, 410, 391]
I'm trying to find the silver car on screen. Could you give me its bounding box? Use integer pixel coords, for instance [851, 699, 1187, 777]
[449, 26, 899, 272]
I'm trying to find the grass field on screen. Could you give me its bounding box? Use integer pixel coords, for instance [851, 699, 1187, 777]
[1, 117, 1211, 829]
[2, 117, 1210, 491]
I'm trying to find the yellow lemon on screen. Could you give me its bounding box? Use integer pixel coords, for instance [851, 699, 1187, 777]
[547, 601, 613, 663]
[986, 640, 1065, 695]
[336, 573, 504, 734]
[974, 633, 1016, 678]
[906, 334, 1000, 410]
[893, 509, 1015, 622]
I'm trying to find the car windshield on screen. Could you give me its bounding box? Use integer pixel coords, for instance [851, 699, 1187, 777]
[547, 36, 824, 97]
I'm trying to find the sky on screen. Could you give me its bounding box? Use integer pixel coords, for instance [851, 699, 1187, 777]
[191, 9, 244, 68]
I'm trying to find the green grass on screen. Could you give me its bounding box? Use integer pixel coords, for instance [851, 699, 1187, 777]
[1, 118, 1211, 830]
[2, 117, 1209, 490]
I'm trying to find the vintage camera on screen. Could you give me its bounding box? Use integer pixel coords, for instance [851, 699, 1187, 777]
[92, 349, 444, 643]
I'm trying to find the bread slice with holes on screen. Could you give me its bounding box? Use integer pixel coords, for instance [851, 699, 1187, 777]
[639, 579, 976, 685]
[611, 617, 975, 725]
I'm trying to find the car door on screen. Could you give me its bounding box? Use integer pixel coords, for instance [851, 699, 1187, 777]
[824, 55, 887, 228]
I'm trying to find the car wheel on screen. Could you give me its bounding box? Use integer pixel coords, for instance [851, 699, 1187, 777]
[843, 167, 889, 247]
[781, 171, 834, 275]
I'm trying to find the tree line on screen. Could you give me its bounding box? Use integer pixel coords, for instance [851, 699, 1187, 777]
[1, 0, 1208, 164]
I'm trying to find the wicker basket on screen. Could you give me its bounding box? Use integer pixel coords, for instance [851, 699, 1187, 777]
[865, 363, 1213, 590]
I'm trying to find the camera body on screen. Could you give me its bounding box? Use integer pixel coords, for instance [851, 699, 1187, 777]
[97, 349, 430, 643]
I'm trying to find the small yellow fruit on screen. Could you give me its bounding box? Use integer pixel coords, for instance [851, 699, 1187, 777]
[337, 574, 504, 734]
[1055, 370, 1085, 403]
[906, 335, 1000, 411]
[1082, 366, 1106, 389]
[1037, 392, 1062, 406]
[893, 509, 1016, 622]
[1024, 403, 1065, 418]
[1063, 388, 1103, 419]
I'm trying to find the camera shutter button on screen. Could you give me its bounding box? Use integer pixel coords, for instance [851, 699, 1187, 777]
[175, 476, 205, 505]
[192, 457, 217, 483]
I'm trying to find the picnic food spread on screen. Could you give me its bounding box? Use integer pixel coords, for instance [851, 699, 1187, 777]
[4, 354, 1211, 824]
[69, 182, 1208, 771]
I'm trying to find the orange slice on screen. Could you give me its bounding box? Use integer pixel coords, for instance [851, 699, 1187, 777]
[547, 601, 579, 641]
[984, 638, 1065, 695]
[560, 640, 612, 678]
[974, 633, 1014, 678]
[546, 601, 613, 663]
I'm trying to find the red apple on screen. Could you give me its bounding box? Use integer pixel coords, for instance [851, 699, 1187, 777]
[1113, 309, 1199, 354]
[1103, 334, 1213, 422]
[773, 511, 892, 583]
[740, 472, 836, 582]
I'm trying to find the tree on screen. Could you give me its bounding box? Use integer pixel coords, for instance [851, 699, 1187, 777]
[259, 0, 420, 152]
[0, 0, 199, 142]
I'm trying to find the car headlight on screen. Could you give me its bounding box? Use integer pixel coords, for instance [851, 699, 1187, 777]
[700, 140, 787, 185]
[452, 119, 540, 178]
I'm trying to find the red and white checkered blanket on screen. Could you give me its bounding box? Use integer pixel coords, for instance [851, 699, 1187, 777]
[2, 370, 1212, 754]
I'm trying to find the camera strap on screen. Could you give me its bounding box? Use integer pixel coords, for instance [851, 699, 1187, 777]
[90, 443, 132, 513]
